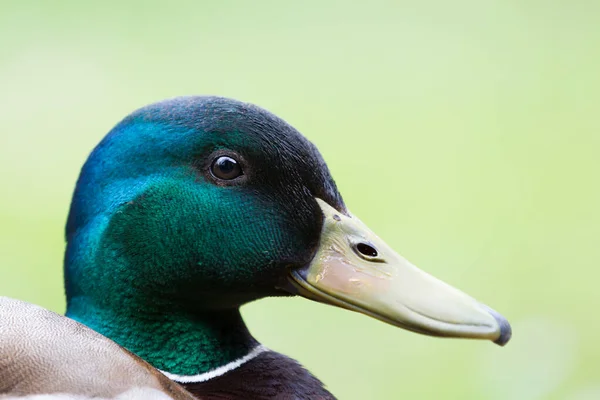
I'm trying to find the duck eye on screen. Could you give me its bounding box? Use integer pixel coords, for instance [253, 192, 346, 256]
[210, 156, 243, 180]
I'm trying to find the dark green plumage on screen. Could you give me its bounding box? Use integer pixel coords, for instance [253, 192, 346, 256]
[64, 96, 344, 396]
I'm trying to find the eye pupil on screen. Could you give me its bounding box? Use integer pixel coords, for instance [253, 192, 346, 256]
[211, 156, 243, 180]
[218, 158, 235, 173]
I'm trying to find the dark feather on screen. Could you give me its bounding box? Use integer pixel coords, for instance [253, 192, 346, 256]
[182, 350, 336, 400]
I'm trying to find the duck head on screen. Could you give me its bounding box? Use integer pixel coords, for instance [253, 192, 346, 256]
[65, 97, 509, 375]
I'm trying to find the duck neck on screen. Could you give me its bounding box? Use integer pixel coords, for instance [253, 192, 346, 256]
[66, 297, 259, 376]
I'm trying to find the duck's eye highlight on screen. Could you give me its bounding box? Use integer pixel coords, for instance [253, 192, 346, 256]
[210, 156, 243, 180]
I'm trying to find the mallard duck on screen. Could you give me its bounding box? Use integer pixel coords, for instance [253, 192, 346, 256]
[2, 97, 511, 399]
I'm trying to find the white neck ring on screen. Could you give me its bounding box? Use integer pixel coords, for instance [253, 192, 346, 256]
[159, 344, 268, 384]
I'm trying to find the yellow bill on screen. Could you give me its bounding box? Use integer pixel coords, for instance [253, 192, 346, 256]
[289, 199, 511, 346]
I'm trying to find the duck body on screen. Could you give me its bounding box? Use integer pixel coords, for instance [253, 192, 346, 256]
[2, 96, 510, 399]
[0, 297, 195, 400]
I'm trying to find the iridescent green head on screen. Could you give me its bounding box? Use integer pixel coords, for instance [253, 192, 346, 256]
[65, 96, 344, 313]
[64, 96, 510, 375]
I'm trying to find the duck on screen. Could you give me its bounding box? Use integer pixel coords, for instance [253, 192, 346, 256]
[1, 96, 511, 400]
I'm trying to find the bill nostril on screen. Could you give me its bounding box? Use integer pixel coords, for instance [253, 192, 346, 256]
[355, 242, 378, 258]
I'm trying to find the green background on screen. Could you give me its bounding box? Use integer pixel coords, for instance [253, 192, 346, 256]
[1, 1, 598, 399]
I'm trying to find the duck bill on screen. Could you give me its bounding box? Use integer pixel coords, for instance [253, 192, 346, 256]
[288, 199, 511, 346]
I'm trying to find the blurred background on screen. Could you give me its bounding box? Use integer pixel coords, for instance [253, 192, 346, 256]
[1, 1, 598, 399]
